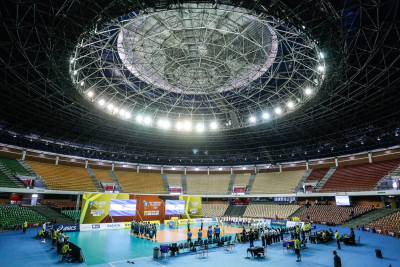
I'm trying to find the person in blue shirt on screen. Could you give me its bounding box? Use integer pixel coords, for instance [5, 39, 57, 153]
[153, 224, 157, 241]
[207, 226, 213, 240]
[198, 229, 202, 241]
[214, 225, 220, 238]
[187, 230, 192, 242]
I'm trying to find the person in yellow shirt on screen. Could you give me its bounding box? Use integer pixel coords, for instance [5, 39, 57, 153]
[296, 226, 300, 240]
[335, 230, 341, 250]
[322, 230, 327, 243]
[294, 238, 301, 262]
[51, 228, 58, 249]
[61, 242, 71, 260]
[22, 220, 28, 234]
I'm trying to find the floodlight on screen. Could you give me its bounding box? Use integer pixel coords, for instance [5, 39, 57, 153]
[98, 99, 105, 106]
[158, 120, 164, 126]
[302, 25, 306, 29]
[305, 88, 312, 95]
[73, 70, 78, 75]
[70, 58, 74, 63]
[172, 167, 176, 170]
[195, 167, 198, 170]
[320, 52, 324, 58]
[80, 81, 84, 86]
[148, 166, 151, 169]
[317, 65, 325, 72]
[87, 91, 93, 97]
[243, 167, 246, 170]
[197, 124, 204, 132]
[262, 113, 269, 119]
[287, 101, 294, 108]
[144, 117, 151, 124]
[184, 121, 191, 131]
[119, 109, 125, 116]
[219, 168, 222, 170]
[125, 113, 131, 119]
[136, 115, 143, 122]
[164, 121, 170, 129]
[176, 122, 182, 130]
[211, 122, 218, 129]
[275, 107, 282, 114]
[107, 104, 114, 110]
[250, 116, 256, 123]
[113, 107, 119, 113]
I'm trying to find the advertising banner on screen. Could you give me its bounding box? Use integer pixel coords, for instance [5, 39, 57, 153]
[80, 193, 166, 224]
[80, 223, 125, 231]
[286, 221, 305, 229]
[193, 218, 218, 223]
[256, 219, 272, 225]
[270, 220, 287, 226]
[178, 196, 202, 219]
[53, 224, 80, 232]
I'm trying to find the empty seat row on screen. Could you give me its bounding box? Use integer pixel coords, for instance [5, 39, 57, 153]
[243, 204, 300, 219]
[202, 204, 229, 218]
[297, 205, 372, 224]
[366, 211, 400, 232]
[251, 170, 306, 194]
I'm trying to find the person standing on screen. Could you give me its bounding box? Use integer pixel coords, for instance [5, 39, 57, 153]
[201, 219, 204, 231]
[197, 229, 202, 241]
[294, 237, 301, 262]
[335, 230, 341, 250]
[333, 251, 342, 267]
[187, 220, 190, 231]
[153, 224, 157, 241]
[207, 226, 213, 240]
[214, 225, 221, 238]
[249, 230, 255, 247]
[22, 220, 28, 234]
[57, 230, 65, 254]
[262, 230, 266, 246]
[187, 229, 192, 242]
[51, 228, 58, 249]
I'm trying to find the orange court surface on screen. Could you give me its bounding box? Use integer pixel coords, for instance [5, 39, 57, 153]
[154, 225, 243, 243]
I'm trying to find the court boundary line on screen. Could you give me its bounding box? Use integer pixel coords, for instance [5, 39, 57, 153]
[108, 256, 165, 266]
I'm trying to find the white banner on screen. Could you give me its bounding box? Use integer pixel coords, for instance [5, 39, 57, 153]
[193, 218, 218, 223]
[80, 223, 125, 231]
[286, 221, 305, 229]
[257, 219, 272, 225]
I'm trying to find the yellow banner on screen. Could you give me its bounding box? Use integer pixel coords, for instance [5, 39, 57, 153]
[179, 196, 202, 219]
[124, 221, 161, 228]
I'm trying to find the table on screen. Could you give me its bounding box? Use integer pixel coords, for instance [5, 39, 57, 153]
[247, 247, 265, 258]
[309, 235, 320, 244]
[282, 240, 294, 253]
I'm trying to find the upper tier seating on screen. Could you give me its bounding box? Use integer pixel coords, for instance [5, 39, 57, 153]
[243, 204, 300, 219]
[62, 210, 81, 221]
[202, 204, 229, 218]
[167, 174, 182, 187]
[114, 171, 164, 193]
[0, 205, 47, 228]
[366, 211, 400, 232]
[233, 174, 250, 186]
[186, 174, 231, 194]
[305, 168, 329, 182]
[47, 201, 81, 210]
[26, 161, 98, 192]
[320, 159, 400, 192]
[0, 156, 30, 176]
[0, 170, 18, 188]
[92, 168, 114, 183]
[251, 170, 305, 194]
[297, 205, 373, 224]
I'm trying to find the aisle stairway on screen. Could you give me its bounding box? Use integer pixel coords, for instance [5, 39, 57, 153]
[314, 167, 336, 192]
[288, 206, 306, 218]
[224, 205, 247, 216]
[86, 168, 105, 192]
[28, 205, 76, 224]
[339, 208, 399, 229]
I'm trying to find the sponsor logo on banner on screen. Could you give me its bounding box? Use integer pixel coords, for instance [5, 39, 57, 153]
[54, 224, 80, 232]
[271, 220, 286, 226]
[92, 224, 100, 229]
[107, 223, 121, 228]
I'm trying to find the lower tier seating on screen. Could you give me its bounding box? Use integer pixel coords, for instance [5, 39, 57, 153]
[202, 204, 229, 218]
[62, 210, 81, 221]
[0, 205, 47, 228]
[243, 204, 300, 219]
[298, 205, 373, 224]
[366, 211, 400, 232]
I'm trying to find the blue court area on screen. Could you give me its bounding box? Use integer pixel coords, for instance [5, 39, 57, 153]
[1, 224, 399, 267]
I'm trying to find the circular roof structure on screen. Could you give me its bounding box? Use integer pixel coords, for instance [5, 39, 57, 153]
[72, 4, 324, 130]
[0, 0, 399, 166]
